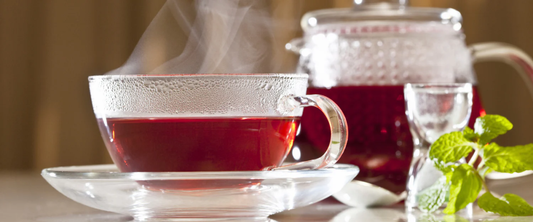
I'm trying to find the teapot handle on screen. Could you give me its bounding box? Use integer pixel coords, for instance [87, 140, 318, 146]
[469, 42, 533, 99]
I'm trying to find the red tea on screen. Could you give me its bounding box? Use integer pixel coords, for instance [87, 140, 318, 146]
[98, 117, 300, 173]
[301, 85, 483, 194]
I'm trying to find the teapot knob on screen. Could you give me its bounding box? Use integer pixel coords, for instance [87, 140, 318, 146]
[353, 0, 409, 7]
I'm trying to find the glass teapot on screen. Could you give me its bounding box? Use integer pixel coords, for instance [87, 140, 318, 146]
[287, 0, 533, 194]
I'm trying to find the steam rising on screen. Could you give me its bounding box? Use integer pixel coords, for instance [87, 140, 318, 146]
[108, 0, 301, 75]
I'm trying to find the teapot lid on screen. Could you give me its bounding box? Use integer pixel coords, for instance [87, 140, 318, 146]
[301, 0, 463, 33]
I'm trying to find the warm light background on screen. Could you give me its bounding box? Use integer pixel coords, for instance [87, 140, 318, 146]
[1, 0, 533, 171]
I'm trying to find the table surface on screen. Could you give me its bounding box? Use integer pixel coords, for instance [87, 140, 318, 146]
[2, 171, 533, 222]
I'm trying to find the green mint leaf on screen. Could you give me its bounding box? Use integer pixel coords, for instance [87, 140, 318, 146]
[483, 143, 533, 173]
[429, 132, 474, 163]
[445, 170, 455, 184]
[417, 177, 449, 213]
[478, 192, 533, 216]
[462, 126, 478, 142]
[443, 164, 482, 214]
[474, 115, 513, 145]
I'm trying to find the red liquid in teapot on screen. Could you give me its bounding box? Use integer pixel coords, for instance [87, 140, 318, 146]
[98, 117, 300, 173]
[301, 85, 483, 194]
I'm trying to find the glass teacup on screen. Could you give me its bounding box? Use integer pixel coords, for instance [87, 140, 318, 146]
[89, 74, 347, 177]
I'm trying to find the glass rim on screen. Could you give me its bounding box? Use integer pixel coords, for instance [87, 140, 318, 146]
[404, 83, 472, 93]
[41, 164, 359, 181]
[404, 83, 472, 88]
[88, 73, 309, 81]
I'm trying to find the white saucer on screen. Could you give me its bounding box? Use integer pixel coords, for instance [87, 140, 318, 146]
[42, 164, 359, 221]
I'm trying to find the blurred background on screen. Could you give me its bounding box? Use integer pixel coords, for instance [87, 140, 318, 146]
[1, 0, 533, 171]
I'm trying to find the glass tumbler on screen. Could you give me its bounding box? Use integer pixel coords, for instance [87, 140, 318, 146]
[403, 83, 473, 212]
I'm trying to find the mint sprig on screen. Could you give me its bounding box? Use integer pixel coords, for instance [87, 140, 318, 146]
[420, 114, 533, 216]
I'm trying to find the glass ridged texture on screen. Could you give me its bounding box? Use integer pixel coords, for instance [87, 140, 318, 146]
[300, 29, 472, 87]
[296, 2, 470, 87]
[88, 74, 309, 118]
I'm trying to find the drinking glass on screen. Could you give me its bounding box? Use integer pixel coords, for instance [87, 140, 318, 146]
[403, 83, 473, 212]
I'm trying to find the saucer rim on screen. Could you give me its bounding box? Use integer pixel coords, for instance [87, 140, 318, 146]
[41, 164, 359, 181]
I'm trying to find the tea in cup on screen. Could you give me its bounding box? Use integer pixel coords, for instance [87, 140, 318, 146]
[89, 74, 347, 177]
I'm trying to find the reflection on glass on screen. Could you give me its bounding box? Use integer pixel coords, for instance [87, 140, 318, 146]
[331, 207, 406, 222]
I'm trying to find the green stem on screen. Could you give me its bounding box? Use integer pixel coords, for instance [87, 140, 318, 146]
[475, 170, 490, 192]
[477, 161, 485, 171]
[468, 147, 480, 166]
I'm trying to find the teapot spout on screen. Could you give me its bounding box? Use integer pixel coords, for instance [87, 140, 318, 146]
[285, 38, 306, 55]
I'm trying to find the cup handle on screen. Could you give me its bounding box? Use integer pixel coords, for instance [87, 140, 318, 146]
[273, 95, 348, 170]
